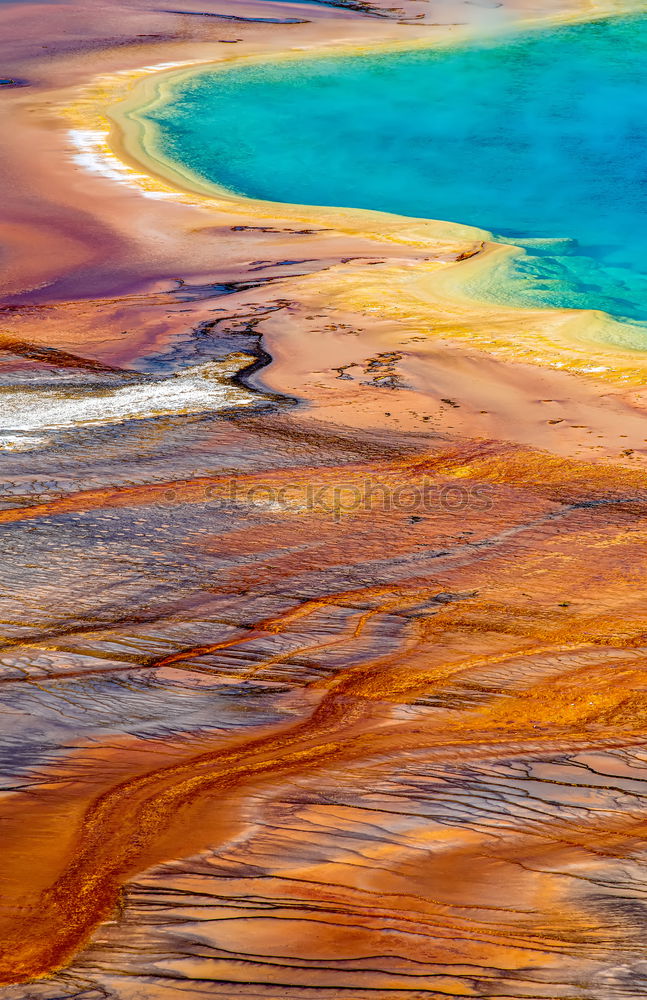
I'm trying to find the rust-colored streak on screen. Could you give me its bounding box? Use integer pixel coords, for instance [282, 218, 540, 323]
[3, 0, 647, 993]
[4, 559, 647, 985]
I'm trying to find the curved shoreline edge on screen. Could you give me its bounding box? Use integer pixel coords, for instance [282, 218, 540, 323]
[60, 2, 647, 387]
[6, 0, 647, 991]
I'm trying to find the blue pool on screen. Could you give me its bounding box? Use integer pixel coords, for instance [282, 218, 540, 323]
[140, 15, 647, 326]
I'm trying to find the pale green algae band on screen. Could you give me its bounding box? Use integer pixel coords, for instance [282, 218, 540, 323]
[115, 13, 647, 352]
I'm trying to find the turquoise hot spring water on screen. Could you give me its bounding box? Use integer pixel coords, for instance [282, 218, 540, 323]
[139, 15, 647, 331]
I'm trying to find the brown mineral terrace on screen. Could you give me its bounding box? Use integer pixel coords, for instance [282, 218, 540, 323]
[1, 0, 647, 996]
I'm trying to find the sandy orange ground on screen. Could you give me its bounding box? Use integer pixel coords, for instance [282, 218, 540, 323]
[2, 0, 647, 997]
